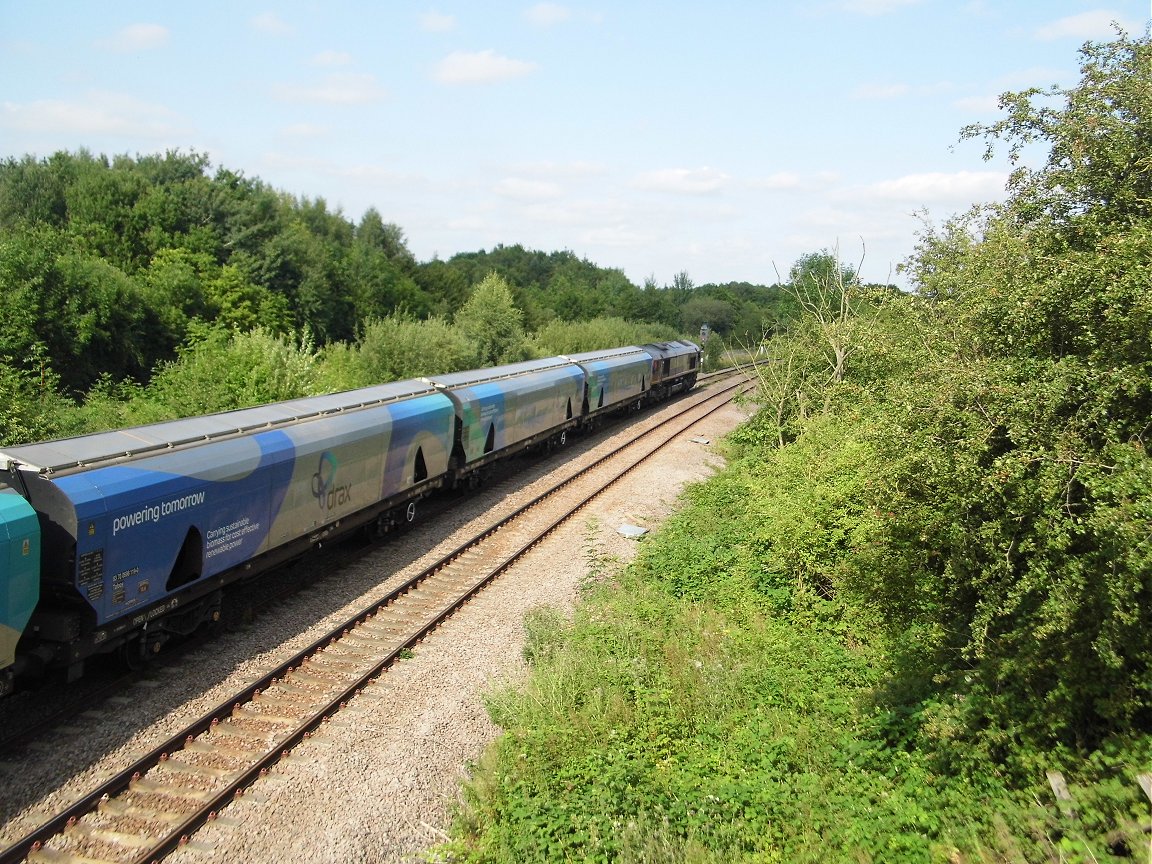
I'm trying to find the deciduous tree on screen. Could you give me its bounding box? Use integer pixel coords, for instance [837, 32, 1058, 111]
[453, 272, 528, 367]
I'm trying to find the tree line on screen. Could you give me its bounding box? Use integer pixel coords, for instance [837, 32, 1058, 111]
[0, 148, 818, 445]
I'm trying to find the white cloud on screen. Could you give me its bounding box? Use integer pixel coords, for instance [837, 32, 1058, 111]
[251, 13, 292, 36]
[525, 3, 572, 27]
[1, 92, 187, 138]
[514, 193, 639, 230]
[493, 177, 564, 200]
[581, 225, 655, 248]
[276, 73, 388, 104]
[512, 160, 606, 179]
[102, 23, 169, 52]
[752, 171, 804, 190]
[420, 11, 457, 32]
[310, 51, 353, 67]
[858, 170, 1007, 203]
[1034, 10, 1131, 40]
[445, 214, 489, 232]
[435, 50, 538, 84]
[633, 167, 729, 195]
[838, 0, 921, 16]
[261, 152, 418, 188]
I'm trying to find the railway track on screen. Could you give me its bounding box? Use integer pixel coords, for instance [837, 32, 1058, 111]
[0, 373, 748, 864]
[0, 371, 736, 757]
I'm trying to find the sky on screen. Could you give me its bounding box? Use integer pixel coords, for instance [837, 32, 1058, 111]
[1, 2, 1150, 290]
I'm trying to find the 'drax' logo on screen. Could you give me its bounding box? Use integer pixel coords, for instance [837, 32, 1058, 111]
[311, 451, 353, 512]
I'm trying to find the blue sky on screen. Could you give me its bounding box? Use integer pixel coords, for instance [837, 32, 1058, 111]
[2, 2, 1149, 289]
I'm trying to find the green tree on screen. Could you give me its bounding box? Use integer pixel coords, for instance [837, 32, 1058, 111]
[453, 272, 529, 367]
[318, 313, 472, 390]
[856, 29, 1152, 753]
[349, 215, 430, 320]
[64, 151, 150, 270]
[0, 224, 159, 392]
[0, 224, 68, 370]
[784, 248, 865, 385]
[0, 154, 67, 227]
[0, 353, 71, 445]
[140, 247, 212, 350]
[961, 30, 1152, 240]
[53, 252, 157, 387]
[414, 258, 472, 317]
[680, 295, 736, 337]
[545, 267, 594, 321]
[356, 208, 417, 271]
[136, 326, 319, 420]
[203, 263, 287, 333]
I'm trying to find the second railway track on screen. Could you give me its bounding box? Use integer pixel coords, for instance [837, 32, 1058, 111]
[1, 373, 750, 864]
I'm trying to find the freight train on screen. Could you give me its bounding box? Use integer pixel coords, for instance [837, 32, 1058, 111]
[0, 341, 701, 696]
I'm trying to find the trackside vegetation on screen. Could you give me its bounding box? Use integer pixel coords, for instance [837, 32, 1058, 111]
[441, 30, 1152, 863]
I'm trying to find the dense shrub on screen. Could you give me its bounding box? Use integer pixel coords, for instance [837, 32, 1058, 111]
[530, 317, 679, 356]
[317, 313, 472, 391]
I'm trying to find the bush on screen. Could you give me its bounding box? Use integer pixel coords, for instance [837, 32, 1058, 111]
[530, 317, 679, 356]
[316, 313, 472, 390]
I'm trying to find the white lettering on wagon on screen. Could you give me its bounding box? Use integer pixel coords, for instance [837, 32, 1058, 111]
[205, 516, 263, 558]
[111, 491, 206, 536]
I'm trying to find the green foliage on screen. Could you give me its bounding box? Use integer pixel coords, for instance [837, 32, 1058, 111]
[52, 252, 158, 386]
[349, 209, 431, 320]
[139, 247, 212, 345]
[446, 452, 1037, 863]
[783, 246, 874, 387]
[530, 317, 679, 355]
[679, 281, 800, 344]
[453, 272, 530, 367]
[960, 29, 1151, 240]
[679, 295, 737, 335]
[69, 326, 320, 428]
[787, 249, 857, 290]
[441, 245, 659, 330]
[204, 263, 292, 334]
[0, 147, 796, 431]
[851, 31, 1152, 755]
[0, 223, 70, 370]
[0, 149, 429, 371]
[316, 313, 472, 390]
[158, 326, 318, 416]
[0, 355, 71, 446]
[701, 332, 726, 370]
[429, 245, 791, 338]
[0, 223, 162, 393]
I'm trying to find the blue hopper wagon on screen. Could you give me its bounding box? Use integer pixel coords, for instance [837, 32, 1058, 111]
[0, 341, 703, 694]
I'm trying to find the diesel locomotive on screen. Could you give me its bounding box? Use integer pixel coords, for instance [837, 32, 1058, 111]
[0, 340, 701, 696]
